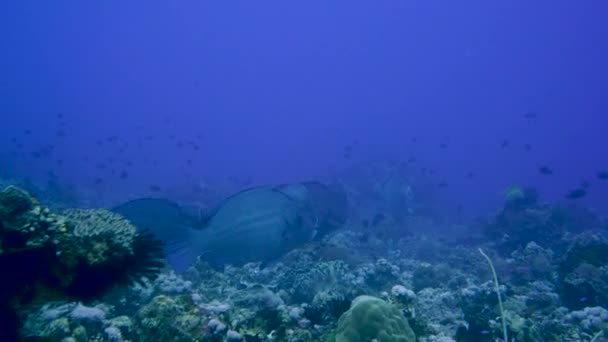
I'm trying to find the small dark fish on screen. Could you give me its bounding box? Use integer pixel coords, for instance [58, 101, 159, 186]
[501, 139, 509, 148]
[524, 111, 538, 121]
[439, 143, 447, 149]
[438, 181, 448, 188]
[466, 172, 475, 179]
[597, 171, 608, 180]
[407, 156, 416, 164]
[149, 185, 162, 192]
[23, 129, 31, 135]
[566, 188, 586, 199]
[94, 178, 104, 185]
[524, 143, 532, 151]
[189, 142, 200, 151]
[120, 171, 128, 179]
[539, 166, 553, 175]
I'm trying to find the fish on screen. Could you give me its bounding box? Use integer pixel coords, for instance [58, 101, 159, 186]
[597, 171, 608, 180]
[524, 111, 538, 123]
[500, 139, 509, 148]
[538, 166, 553, 175]
[113, 198, 200, 239]
[566, 188, 586, 199]
[149, 185, 162, 192]
[113, 181, 347, 271]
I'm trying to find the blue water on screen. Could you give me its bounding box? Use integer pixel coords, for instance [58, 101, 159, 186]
[2, 1, 607, 214]
[1, 2, 608, 341]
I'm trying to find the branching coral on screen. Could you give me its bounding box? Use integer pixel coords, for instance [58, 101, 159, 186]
[62, 209, 137, 266]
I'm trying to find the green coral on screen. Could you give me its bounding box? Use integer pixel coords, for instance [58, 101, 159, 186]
[329, 295, 415, 342]
[504, 185, 525, 203]
[0, 186, 69, 253]
[0, 185, 33, 219]
[136, 295, 203, 341]
[292, 260, 350, 302]
[61, 209, 137, 266]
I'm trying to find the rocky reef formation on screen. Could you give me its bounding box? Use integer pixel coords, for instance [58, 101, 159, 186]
[0, 185, 164, 339]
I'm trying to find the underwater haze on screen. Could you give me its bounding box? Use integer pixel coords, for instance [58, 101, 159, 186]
[2, 0, 607, 212]
[2, 2, 608, 341]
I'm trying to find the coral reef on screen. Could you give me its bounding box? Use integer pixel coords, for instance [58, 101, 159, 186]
[0, 186, 164, 339]
[4, 175, 608, 342]
[329, 295, 416, 342]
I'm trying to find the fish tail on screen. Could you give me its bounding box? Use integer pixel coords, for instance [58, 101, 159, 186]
[164, 226, 200, 272]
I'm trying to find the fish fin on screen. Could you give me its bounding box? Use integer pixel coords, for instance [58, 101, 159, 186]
[163, 225, 202, 272]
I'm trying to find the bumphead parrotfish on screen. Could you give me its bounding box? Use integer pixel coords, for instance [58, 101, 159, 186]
[112, 181, 347, 270]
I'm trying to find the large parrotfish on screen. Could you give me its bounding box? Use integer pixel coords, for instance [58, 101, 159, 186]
[113, 181, 347, 270]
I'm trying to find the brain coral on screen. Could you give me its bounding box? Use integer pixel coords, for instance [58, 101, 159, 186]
[331, 295, 415, 342]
